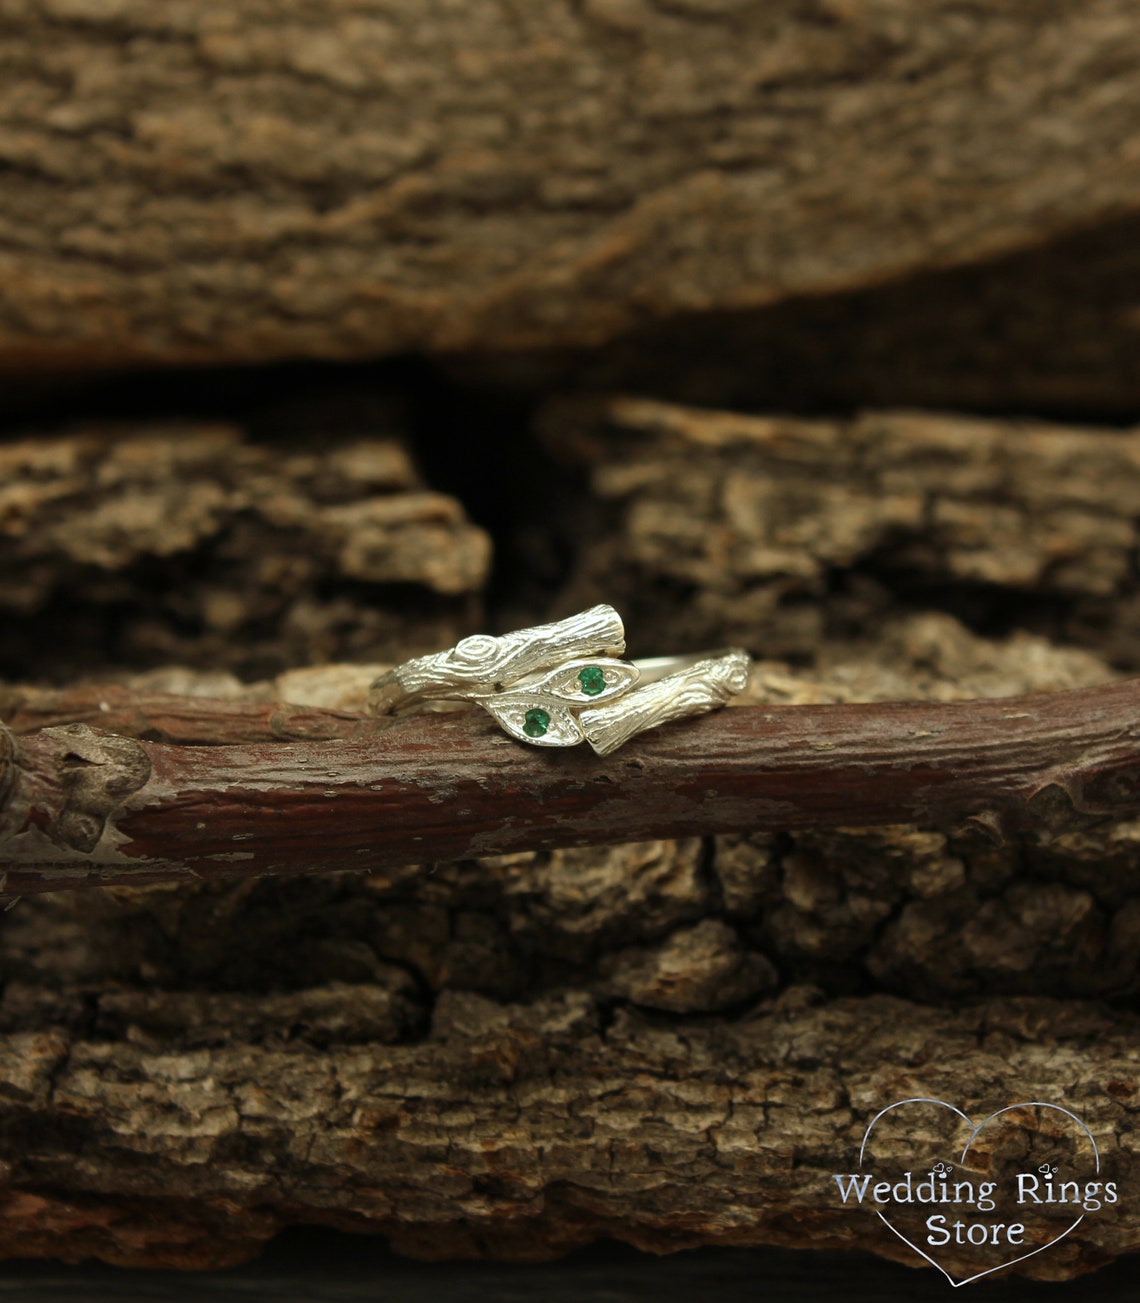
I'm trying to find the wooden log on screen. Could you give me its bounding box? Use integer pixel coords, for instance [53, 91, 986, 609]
[515, 210, 1140, 419]
[1, 646, 1139, 1274]
[535, 399, 1140, 666]
[1, 2, 1140, 371]
[0, 626, 1135, 1008]
[0, 423, 490, 680]
[4, 782, 1137, 1007]
[4, 392, 1140, 1279]
[0, 978, 1137, 1279]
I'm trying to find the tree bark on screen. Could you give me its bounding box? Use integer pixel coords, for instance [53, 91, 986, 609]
[0, 978, 1136, 1280]
[2, 2, 1140, 372]
[0, 422, 489, 681]
[517, 211, 1140, 419]
[535, 399, 1140, 667]
[4, 399, 1140, 1278]
[4, 674, 1140, 899]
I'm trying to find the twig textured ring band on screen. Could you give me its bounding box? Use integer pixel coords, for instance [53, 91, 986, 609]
[366, 604, 751, 757]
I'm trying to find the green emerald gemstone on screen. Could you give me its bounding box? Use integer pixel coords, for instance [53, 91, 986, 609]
[523, 708, 550, 737]
[578, 665, 606, 696]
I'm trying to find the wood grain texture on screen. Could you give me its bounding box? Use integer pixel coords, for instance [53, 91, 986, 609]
[3, 650, 1140, 1273]
[527, 212, 1140, 418]
[0, 422, 489, 679]
[1, 682, 392, 744]
[3, 675, 1140, 897]
[1, 2, 1139, 369]
[536, 400, 1140, 665]
[0, 977, 1136, 1279]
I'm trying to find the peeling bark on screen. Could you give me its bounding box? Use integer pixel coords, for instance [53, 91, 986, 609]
[536, 399, 1140, 667]
[4, 395, 1140, 1279]
[0, 423, 490, 680]
[0, 977, 1136, 1280]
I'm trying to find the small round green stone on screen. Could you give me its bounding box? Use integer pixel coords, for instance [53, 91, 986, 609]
[578, 665, 606, 696]
[523, 708, 550, 737]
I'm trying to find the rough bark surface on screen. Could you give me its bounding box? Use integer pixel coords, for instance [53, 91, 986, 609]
[5, 394, 1140, 1279]
[7, 805, 1140, 1014]
[2, 2, 1140, 371]
[468, 209, 1140, 420]
[0, 975, 1138, 1281]
[6, 407, 1138, 683]
[535, 399, 1140, 666]
[0, 422, 489, 680]
[2, 639, 1140, 1277]
[2, 631, 1133, 1000]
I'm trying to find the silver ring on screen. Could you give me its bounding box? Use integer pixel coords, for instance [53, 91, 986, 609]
[366, 604, 751, 756]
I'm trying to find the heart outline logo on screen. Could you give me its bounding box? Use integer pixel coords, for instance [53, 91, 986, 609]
[858, 1097, 1100, 1288]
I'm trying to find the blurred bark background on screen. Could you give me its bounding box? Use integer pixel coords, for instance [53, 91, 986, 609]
[3, 0, 1140, 1287]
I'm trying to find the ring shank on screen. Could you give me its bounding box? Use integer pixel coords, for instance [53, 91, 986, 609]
[630, 650, 741, 686]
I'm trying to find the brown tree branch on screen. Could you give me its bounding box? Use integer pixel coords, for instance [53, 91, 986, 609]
[0, 683, 389, 745]
[3, 678, 1139, 900]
